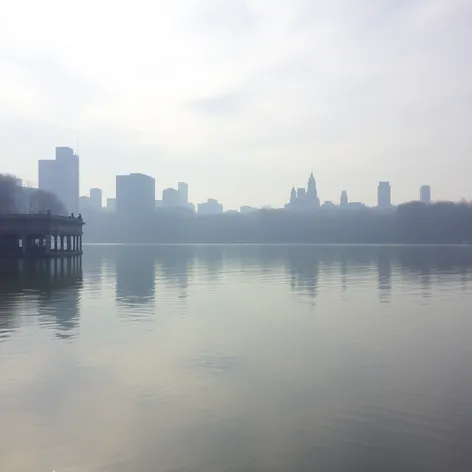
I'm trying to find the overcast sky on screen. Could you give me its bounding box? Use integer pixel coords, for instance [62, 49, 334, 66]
[0, 0, 471, 209]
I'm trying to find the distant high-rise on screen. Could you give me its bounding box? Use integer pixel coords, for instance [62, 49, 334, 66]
[198, 198, 223, 215]
[340, 190, 348, 207]
[38, 147, 79, 214]
[286, 172, 321, 211]
[90, 188, 102, 208]
[290, 187, 297, 206]
[162, 187, 180, 207]
[106, 198, 116, 212]
[178, 182, 188, 205]
[377, 181, 391, 209]
[116, 173, 155, 215]
[306, 172, 320, 207]
[420, 185, 431, 204]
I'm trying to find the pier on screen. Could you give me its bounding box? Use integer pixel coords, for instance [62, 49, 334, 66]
[0, 214, 84, 258]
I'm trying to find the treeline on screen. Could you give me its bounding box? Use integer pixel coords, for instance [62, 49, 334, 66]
[0, 174, 66, 215]
[83, 201, 472, 244]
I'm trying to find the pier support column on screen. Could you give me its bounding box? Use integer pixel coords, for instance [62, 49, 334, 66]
[20, 234, 27, 256]
[44, 235, 51, 255]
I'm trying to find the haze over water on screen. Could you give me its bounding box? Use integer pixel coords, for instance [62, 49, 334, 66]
[1, 245, 472, 472]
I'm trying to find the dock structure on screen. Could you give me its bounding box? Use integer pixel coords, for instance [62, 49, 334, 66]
[0, 214, 84, 258]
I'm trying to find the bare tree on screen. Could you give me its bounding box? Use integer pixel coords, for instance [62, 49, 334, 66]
[27, 189, 67, 216]
[0, 173, 20, 213]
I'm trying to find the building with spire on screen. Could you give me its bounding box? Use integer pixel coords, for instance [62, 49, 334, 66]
[340, 190, 348, 207]
[285, 172, 321, 211]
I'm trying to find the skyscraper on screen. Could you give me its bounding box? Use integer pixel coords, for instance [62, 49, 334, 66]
[106, 198, 116, 212]
[377, 182, 391, 209]
[38, 147, 79, 214]
[340, 190, 348, 207]
[306, 172, 321, 207]
[290, 187, 297, 206]
[116, 173, 155, 215]
[90, 188, 102, 208]
[420, 185, 431, 204]
[286, 172, 321, 211]
[198, 198, 223, 215]
[162, 188, 180, 207]
[178, 182, 188, 205]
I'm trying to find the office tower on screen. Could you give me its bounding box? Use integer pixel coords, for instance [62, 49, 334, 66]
[198, 198, 223, 215]
[306, 172, 321, 207]
[178, 182, 188, 205]
[89, 188, 102, 208]
[106, 198, 116, 212]
[116, 173, 155, 215]
[162, 188, 180, 207]
[38, 147, 79, 214]
[340, 190, 348, 207]
[377, 181, 391, 209]
[420, 185, 431, 204]
[287, 172, 321, 211]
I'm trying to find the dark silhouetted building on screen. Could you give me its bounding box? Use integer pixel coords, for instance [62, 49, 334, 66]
[90, 188, 102, 208]
[38, 147, 79, 214]
[420, 185, 431, 204]
[340, 190, 348, 207]
[116, 173, 155, 215]
[377, 181, 391, 209]
[198, 198, 223, 215]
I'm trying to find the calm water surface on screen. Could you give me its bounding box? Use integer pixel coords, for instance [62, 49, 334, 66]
[1, 245, 472, 472]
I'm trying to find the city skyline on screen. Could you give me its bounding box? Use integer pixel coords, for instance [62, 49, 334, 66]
[7, 144, 467, 211]
[12, 145, 444, 212]
[33, 148, 437, 212]
[1, 1, 471, 208]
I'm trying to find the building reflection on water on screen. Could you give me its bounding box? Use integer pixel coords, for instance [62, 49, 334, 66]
[115, 247, 156, 306]
[0, 257, 82, 341]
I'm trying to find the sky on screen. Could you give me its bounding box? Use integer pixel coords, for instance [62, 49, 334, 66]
[0, 0, 471, 209]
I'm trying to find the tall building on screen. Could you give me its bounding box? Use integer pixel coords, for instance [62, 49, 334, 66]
[116, 173, 155, 215]
[340, 190, 348, 207]
[106, 198, 116, 212]
[178, 182, 188, 205]
[286, 172, 321, 211]
[290, 187, 297, 206]
[420, 185, 431, 204]
[377, 181, 391, 209]
[306, 172, 320, 207]
[38, 147, 79, 214]
[90, 188, 102, 208]
[162, 188, 180, 207]
[198, 198, 223, 215]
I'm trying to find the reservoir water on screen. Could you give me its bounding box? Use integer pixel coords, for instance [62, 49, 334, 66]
[1, 245, 472, 471]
